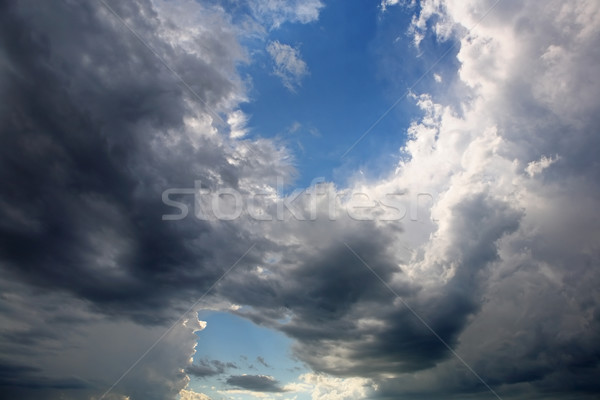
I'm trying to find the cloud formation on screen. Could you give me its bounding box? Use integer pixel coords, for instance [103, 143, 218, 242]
[186, 359, 237, 378]
[179, 389, 212, 400]
[266, 41, 309, 92]
[1, 0, 600, 399]
[0, 0, 287, 398]
[226, 374, 285, 392]
[216, 0, 600, 398]
[251, 0, 324, 29]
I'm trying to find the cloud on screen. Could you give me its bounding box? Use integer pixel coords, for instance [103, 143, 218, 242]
[1, 0, 600, 399]
[0, 0, 281, 325]
[0, 270, 200, 400]
[295, 373, 374, 400]
[0, 362, 90, 391]
[226, 374, 286, 392]
[256, 356, 271, 368]
[287, 121, 302, 134]
[354, 0, 600, 397]
[250, 0, 324, 29]
[227, 110, 250, 138]
[526, 154, 560, 177]
[213, 1, 600, 398]
[380, 0, 416, 13]
[179, 389, 212, 400]
[219, 188, 519, 376]
[0, 0, 290, 398]
[266, 41, 309, 92]
[186, 359, 238, 378]
[187, 362, 223, 378]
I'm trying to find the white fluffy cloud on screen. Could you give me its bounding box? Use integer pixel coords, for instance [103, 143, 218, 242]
[297, 373, 374, 400]
[179, 389, 212, 400]
[344, 0, 600, 397]
[0, 270, 201, 400]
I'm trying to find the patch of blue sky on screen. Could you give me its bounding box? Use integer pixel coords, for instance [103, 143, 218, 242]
[189, 310, 310, 399]
[234, 0, 459, 189]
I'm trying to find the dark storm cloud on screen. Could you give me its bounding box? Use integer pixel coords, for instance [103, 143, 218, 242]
[226, 374, 285, 392]
[0, 361, 91, 400]
[0, 0, 286, 398]
[217, 194, 521, 377]
[0, 0, 279, 324]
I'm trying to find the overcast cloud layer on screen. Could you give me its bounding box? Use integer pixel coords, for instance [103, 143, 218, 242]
[1, 0, 599, 400]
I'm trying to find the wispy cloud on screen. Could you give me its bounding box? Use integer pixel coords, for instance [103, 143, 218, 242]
[251, 0, 324, 29]
[256, 356, 271, 368]
[266, 41, 309, 92]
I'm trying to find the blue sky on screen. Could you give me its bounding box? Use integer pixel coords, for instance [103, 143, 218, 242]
[190, 311, 311, 400]
[235, 0, 456, 188]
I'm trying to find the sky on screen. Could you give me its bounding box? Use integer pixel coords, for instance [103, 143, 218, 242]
[0, 1, 599, 400]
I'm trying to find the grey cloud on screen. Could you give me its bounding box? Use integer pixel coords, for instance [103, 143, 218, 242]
[227, 194, 522, 377]
[0, 0, 292, 324]
[225, 374, 285, 392]
[0, 0, 287, 398]
[0, 271, 199, 400]
[203, 193, 510, 379]
[2, 0, 600, 399]
[216, 0, 600, 396]
[186, 364, 222, 378]
[0, 363, 85, 390]
[359, 1, 600, 398]
[186, 359, 238, 378]
[256, 356, 270, 368]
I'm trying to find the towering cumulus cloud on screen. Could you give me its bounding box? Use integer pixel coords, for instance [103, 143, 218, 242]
[0, 0, 599, 399]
